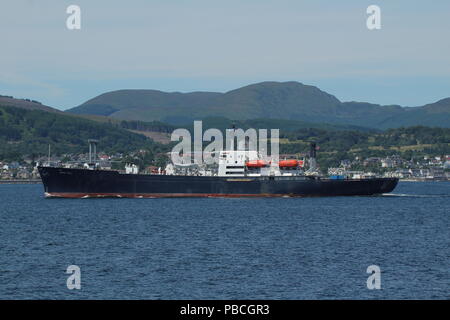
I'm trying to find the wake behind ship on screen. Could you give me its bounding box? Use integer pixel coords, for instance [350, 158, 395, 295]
[38, 144, 398, 198]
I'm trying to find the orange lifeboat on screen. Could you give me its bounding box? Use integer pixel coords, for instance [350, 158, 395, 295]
[279, 160, 300, 168]
[245, 160, 268, 168]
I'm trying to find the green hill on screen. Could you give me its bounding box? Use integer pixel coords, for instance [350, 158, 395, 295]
[68, 81, 450, 129]
[0, 105, 166, 161]
[0, 95, 62, 113]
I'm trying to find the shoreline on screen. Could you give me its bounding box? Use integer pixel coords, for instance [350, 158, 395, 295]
[400, 179, 449, 182]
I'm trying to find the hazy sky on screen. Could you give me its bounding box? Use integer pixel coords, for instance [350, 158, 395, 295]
[1, 0, 449, 110]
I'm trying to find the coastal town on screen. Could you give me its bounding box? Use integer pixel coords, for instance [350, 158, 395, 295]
[328, 154, 450, 181]
[1, 152, 449, 182]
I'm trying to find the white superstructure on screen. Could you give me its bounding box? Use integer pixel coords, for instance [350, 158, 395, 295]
[165, 150, 305, 177]
[218, 150, 259, 177]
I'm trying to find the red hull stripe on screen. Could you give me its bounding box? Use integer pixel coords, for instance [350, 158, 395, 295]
[45, 192, 295, 198]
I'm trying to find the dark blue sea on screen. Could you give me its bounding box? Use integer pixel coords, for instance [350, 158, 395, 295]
[0, 182, 448, 299]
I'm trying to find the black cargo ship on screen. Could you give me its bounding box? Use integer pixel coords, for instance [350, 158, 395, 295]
[38, 166, 398, 198]
[38, 142, 398, 198]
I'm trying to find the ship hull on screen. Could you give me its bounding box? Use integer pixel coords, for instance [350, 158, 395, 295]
[38, 167, 398, 198]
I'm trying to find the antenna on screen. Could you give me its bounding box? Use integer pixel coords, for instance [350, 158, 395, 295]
[48, 144, 51, 166]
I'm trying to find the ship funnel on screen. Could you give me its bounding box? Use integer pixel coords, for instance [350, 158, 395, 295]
[309, 142, 317, 170]
[309, 142, 317, 158]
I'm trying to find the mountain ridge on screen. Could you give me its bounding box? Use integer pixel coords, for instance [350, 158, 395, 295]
[67, 81, 450, 129]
